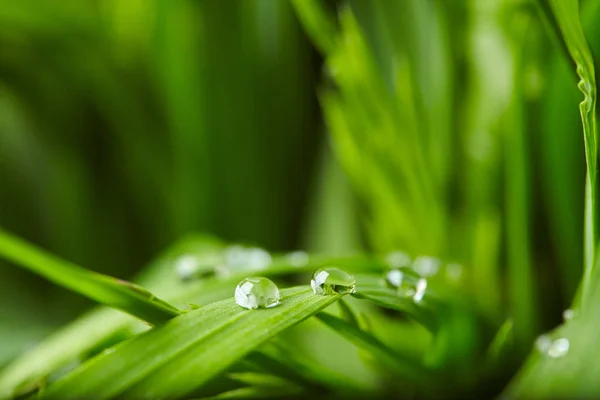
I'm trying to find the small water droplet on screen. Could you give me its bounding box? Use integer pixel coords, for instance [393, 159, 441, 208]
[234, 277, 280, 310]
[287, 251, 309, 267]
[311, 267, 356, 295]
[174, 253, 224, 281]
[535, 334, 552, 353]
[412, 278, 427, 303]
[445, 263, 464, 282]
[548, 338, 570, 358]
[562, 309, 575, 322]
[224, 246, 271, 270]
[386, 251, 411, 268]
[384, 267, 421, 295]
[175, 255, 199, 280]
[412, 256, 440, 277]
[216, 246, 273, 278]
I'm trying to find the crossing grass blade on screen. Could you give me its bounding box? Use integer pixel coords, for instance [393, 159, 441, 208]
[0, 229, 181, 326]
[38, 287, 343, 399]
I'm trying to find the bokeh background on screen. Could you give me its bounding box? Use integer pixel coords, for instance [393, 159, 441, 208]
[0, 0, 597, 381]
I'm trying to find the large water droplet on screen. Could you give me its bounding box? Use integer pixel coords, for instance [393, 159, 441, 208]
[412, 256, 441, 277]
[386, 251, 411, 268]
[234, 277, 280, 310]
[547, 338, 570, 358]
[287, 251, 309, 267]
[311, 267, 356, 295]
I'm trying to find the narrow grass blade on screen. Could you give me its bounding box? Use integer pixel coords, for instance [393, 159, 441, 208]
[39, 287, 343, 399]
[0, 230, 181, 325]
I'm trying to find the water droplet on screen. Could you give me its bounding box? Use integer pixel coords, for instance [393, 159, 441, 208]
[174, 253, 224, 281]
[225, 246, 271, 270]
[175, 255, 200, 280]
[311, 267, 356, 295]
[384, 268, 427, 301]
[386, 251, 411, 268]
[234, 277, 280, 310]
[287, 251, 309, 267]
[216, 246, 273, 278]
[412, 278, 427, 303]
[562, 309, 575, 322]
[412, 256, 440, 277]
[445, 263, 464, 283]
[535, 334, 552, 353]
[548, 338, 570, 358]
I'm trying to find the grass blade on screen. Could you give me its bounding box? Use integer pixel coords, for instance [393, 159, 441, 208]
[315, 312, 431, 385]
[0, 229, 181, 326]
[546, 0, 598, 307]
[38, 287, 343, 399]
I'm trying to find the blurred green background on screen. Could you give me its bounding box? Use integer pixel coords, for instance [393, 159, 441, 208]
[0, 0, 597, 384]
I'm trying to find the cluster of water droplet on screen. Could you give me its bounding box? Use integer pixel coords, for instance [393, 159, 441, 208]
[175, 246, 314, 283]
[382, 250, 466, 303]
[174, 245, 274, 281]
[233, 266, 356, 310]
[535, 334, 570, 358]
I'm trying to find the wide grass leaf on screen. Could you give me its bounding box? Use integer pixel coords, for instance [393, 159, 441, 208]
[39, 287, 343, 399]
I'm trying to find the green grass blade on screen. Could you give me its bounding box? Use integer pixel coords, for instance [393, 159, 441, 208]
[38, 287, 342, 399]
[547, 0, 598, 307]
[315, 312, 432, 386]
[290, 0, 337, 54]
[506, 259, 600, 398]
[0, 229, 181, 325]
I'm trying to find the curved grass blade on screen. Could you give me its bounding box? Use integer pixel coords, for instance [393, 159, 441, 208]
[0, 230, 181, 325]
[38, 287, 342, 399]
[545, 0, 598, 307]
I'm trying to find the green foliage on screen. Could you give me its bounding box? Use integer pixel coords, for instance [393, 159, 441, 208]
[2, 0, 600, 398]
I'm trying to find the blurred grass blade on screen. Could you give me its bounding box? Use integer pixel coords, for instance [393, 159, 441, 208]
[290, 0, 337, 53]
[352, 274, 437, 330]
[315, 312, 432, 386]
[547, 0, 598, 307]
[0, 229, 181, 325]
[39, 287, 343, 399]
[245, 342, 367, 395]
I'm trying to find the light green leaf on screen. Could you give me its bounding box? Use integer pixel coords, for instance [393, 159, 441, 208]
[39, 287, 343, 399]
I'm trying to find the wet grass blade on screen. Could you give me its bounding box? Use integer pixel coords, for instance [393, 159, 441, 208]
[0, 229, 181, 326]
[38, 287, 343, 399]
